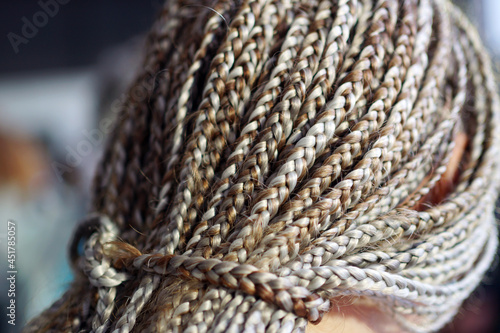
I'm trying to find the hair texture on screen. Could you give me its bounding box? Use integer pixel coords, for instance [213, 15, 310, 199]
[25, 0, 500, 332]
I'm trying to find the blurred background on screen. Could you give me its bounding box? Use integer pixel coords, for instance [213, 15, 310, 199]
[0, 1, 498, 332]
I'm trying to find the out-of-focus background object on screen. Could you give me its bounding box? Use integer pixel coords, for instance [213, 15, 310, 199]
[0, 1, 497, 333]
[0, 2, 157, 332]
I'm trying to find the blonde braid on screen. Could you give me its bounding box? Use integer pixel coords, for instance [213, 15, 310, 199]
[25, 0, 500, 332]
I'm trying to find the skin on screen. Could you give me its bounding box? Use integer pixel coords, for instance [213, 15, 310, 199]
[307, 132, 468, 333]
[307, 297, 408, 333]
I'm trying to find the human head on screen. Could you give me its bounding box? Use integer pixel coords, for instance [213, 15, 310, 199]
[26, 0, 500, 332]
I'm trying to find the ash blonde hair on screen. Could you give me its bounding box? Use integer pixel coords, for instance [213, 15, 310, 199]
[26, 0, 500, 332]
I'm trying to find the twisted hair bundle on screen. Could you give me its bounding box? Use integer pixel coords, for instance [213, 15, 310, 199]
[26, 0, 500, 332]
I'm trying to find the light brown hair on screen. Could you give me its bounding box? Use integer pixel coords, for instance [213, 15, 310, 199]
[25, 0, 500, 332]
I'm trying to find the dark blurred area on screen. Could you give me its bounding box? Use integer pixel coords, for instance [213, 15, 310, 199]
[0, 1, 161, 73]
[0, 1, 498, 333]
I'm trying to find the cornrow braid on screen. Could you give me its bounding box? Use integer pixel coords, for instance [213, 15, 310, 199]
[25, 0, 500, 332]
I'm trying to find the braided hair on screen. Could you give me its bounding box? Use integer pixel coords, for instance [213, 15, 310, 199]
[25, 0, 500, 332]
